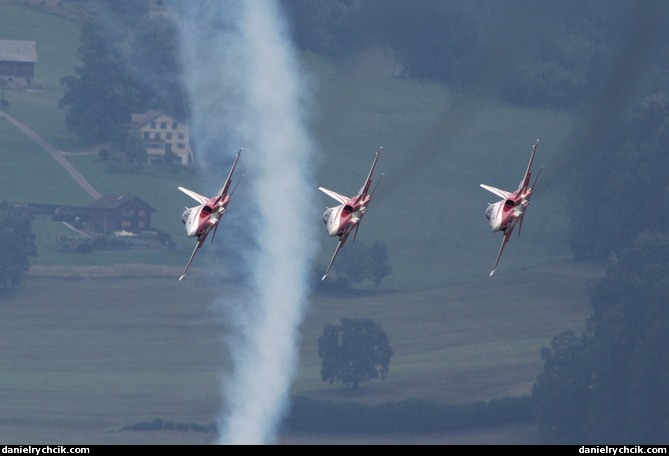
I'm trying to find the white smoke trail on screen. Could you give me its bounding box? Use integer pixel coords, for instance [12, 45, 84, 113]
[172, 0, 319, 445]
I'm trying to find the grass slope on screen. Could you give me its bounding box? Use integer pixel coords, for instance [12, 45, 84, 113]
[0, 277, 226, 444]
[305, 53, 577, 289]
[0, 260, 599, 444]
[294, 260, 599, 405]
[0, 4, 579, 287]
[0, 3, 600, 444]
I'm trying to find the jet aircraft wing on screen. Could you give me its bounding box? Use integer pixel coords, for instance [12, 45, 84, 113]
[215, 148, 243, 204]
[179, 237, 204, 281]
[322, 238, 345, 281]
[354, 147, 381, 205]
[519, 140, 539, 191]
[517, 165, 542, 237]
[490, 230, 513, 277]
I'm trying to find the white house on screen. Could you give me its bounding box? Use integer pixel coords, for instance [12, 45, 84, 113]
[131, 110, 193, 165]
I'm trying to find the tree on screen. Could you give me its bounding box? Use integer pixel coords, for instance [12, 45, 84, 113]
[318, 318, 392, 389]
[124, 128, 148, 165]
[532, 331, 591, 444]
[583, 231, 669, 443]
[332, 242, 393, 287]
[58, 12, 186, 145]
[59, 22, 149, 143]
[566, 42, 669, 260]
[0, 201, 37, 290]
[533, 231, 669, 443]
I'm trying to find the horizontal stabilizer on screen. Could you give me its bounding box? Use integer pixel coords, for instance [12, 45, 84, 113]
[480, 184, 512, 200]
[319, 187, 349, 205]
[179, 187, 208, 205]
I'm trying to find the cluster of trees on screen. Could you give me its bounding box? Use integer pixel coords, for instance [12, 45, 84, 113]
[532, 231, 669, 443]
[318, 317, 392, 390]
[318, 241, 392, 291]
[281, 1, 644, 108]
[59, 0, 669, 151]
[566, 67, 669, 260]
[59, 1, 184, 149]
[0, 201, 37, 290]
[283, 1, 669, 263]
[286, 395, 532, 434]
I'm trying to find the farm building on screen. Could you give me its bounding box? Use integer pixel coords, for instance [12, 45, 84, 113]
[0, 40, 37, 88]
[131, 110, 193, 165]
[85, 194, 156, 234]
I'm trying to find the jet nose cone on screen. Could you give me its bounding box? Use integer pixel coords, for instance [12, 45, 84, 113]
[327, 222, 339, 237]
[185, 221, 198, 238]
[490, 217, 502, 232]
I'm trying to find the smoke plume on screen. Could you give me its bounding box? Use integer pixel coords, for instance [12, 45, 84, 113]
[172, 0, 319, 445]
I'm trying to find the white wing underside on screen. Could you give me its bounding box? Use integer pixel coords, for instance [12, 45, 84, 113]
[178, 187, 208, 205]
[319, 187, 349, 205]
[322, 239, 344, 281]
[480, 184, 512, 200]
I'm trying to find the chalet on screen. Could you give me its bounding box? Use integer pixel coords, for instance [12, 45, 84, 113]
[85, 194, 156, 234]
[131, 110, 193, 165]
[0, 40, 37, 88]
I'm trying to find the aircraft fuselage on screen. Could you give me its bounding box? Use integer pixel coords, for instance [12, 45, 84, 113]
[182, 197, 228, 239]
[322, 197, 368, 239]
[485, 191, 530, 233]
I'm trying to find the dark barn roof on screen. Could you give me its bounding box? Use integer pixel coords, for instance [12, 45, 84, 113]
[87, 194, 156, 212]
[0, 40, 37, 63]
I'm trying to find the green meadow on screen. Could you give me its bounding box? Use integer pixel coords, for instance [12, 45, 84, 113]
[0, 2, 598, 444]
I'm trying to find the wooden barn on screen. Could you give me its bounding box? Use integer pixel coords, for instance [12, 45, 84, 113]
[0, 40, 37, 87]
[84, 194, 155, 234]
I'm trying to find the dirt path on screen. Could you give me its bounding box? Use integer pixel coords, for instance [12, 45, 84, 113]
[0, 110, 102, 199]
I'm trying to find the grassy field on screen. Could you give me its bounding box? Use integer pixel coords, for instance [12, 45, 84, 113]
[0, 2, 601, 445]
[0, 259, 599, 444]
[0, 277, 225, 444]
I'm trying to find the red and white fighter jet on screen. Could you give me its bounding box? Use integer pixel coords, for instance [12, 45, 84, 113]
[480, 140, 542, 276]
[319, 148, 383, 280]
[178, 149, 243, 280]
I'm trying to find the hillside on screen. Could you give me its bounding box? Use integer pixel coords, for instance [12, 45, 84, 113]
[0, 2, 578, 288]
[306, 55, 576, 289]
[0, 2, 599, 444]
[0, 261, 598, 444]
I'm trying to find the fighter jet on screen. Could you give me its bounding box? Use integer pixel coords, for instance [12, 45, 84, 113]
[480, 140, 542, 276]
[319, 148, 383, 280]
[178, 149, 243, 280]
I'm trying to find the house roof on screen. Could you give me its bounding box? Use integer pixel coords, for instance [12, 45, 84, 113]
[131, 110, 170, 128]
[0, 40, 37, 63]
[87, 194, 156, 212]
